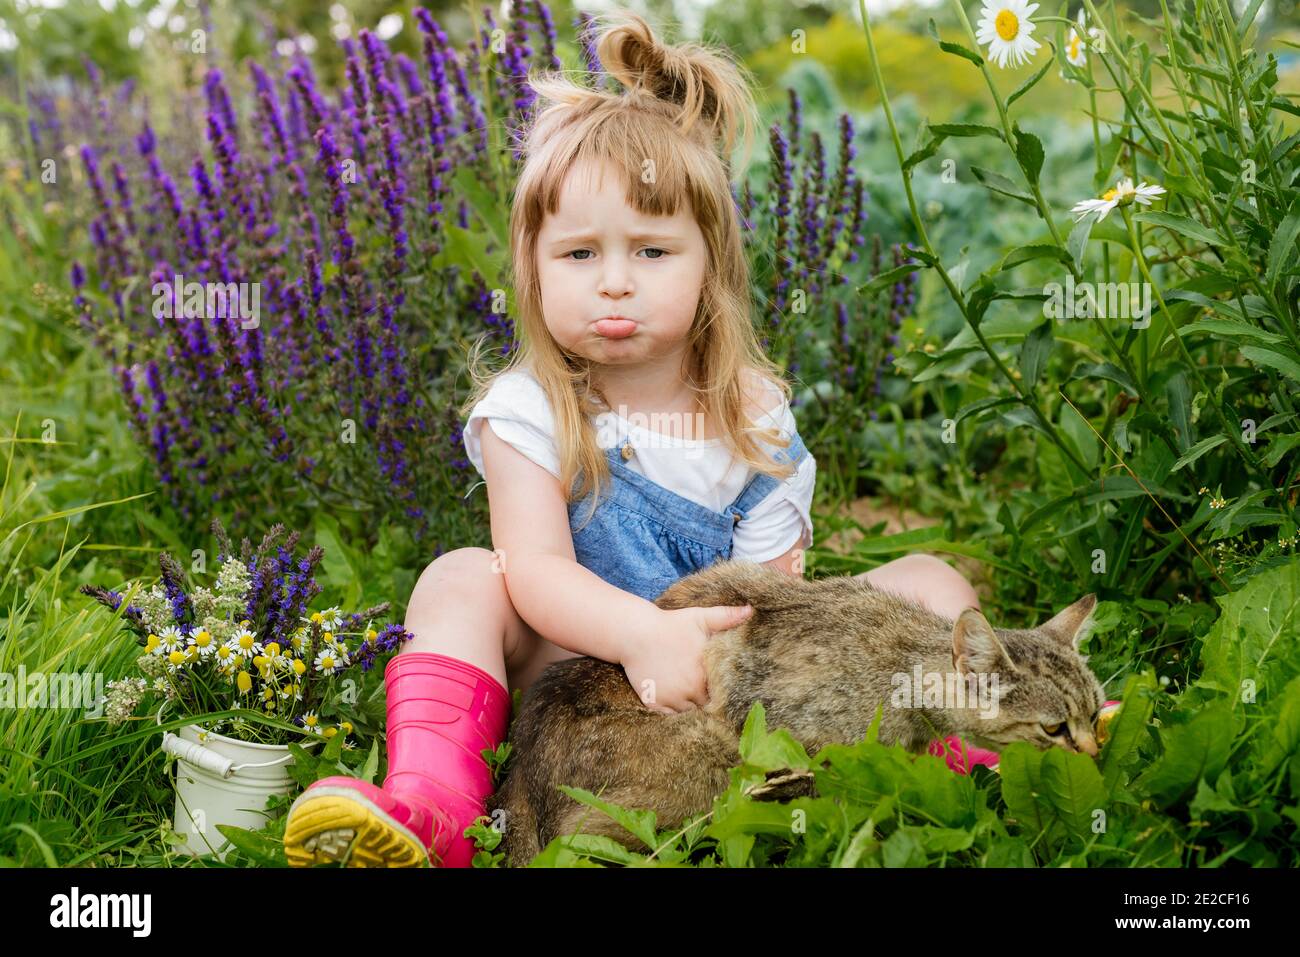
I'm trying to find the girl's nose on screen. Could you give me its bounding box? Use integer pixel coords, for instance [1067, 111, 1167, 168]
[597, 261, 633, 297]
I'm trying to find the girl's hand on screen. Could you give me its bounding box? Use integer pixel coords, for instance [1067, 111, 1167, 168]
[621, 604, 754, 715]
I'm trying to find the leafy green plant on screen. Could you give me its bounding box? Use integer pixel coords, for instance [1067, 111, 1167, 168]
[856, 0, 1299, 601]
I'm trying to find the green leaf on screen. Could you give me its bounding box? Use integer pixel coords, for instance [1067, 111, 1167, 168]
[882, 828, 928, 866]
[954, 396, 1020, 424]
[313, 513, 362, 609]
[214, 825, 285, 866]
[1132, 211, 1225, 247]
[359, 736, 380, 785]
[998, 742, 1050, 834]
[1012, 124, 1044, 185]
[1100, 672, 1158, 797]
[970, 166, 1036, 206]
[1001, 404, 1054, 439]
[927, 123, 1005, 140]
[1241, 344, 1300, 383]
[858, 262, 924, 296]
[925, 9, 985, 71]
[1195, 559, 1300, 699]
[736, 700, 812, 770]
[1236, 0, 1267, 38]
[1000, 243, 1073, 272]
[938, 39, 985, 66]
[429, 223, 508, 288]
[1135, 702, 1237, 805]
[1263, 432, 1300, 468]
[1177, 317, 1287, 346]
[1007, 54, 1055, 108]
[1019, 319, 1054, 390]
[901, 137, 943, 173]
[555, 785, 659, 849]
[1039, 748, 1107, 843]
[1169, 434, 1229, 473]
[1066, 215, 1093, 272]
[551, 831, 648, 865]
[1067, 361, 1138, 395]
[1266, 196, 1300, 289]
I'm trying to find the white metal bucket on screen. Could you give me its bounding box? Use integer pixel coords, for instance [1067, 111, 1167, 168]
[161, 721, 320, 859]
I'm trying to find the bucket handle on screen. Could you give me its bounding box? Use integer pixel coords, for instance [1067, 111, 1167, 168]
[156, 707, 299, 777]
[159, 732, 297, 777]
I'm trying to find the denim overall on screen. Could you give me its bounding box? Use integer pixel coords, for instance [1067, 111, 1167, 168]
[568, 430, 809, 603]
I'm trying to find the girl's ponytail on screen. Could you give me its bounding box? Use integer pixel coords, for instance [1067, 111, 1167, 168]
[593, 12, 757, 170]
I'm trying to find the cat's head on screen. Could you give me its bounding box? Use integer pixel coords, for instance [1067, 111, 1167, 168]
[948, 594, 1108, 756]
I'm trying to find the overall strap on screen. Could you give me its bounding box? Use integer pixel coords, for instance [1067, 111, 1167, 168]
[723, 430, 809, 527]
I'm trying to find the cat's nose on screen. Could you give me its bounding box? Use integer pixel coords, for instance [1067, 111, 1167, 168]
[1075, 734, 1098, 758]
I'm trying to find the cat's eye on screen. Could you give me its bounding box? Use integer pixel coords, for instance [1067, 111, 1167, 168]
[1042, 722, 1066, 736]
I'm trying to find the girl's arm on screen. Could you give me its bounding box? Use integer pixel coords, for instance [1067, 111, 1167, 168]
[763, 541, 806, 577]
[479, 421, 659, 665]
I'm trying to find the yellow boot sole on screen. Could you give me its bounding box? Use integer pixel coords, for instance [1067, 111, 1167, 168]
[283, 787, 433, 868]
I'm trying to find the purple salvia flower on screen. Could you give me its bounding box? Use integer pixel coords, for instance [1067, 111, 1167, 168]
[575, 10, 604, 87]
[535, 1, 562, 72]
[768, 124, 793, 323]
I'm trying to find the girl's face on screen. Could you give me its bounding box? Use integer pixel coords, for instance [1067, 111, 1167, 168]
[535, 157, 707, 373]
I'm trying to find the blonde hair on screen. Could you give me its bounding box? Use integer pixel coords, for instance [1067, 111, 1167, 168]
[461, 10, 796, 529]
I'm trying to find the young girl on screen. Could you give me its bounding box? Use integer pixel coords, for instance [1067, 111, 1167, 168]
[283, 11, 984, 868]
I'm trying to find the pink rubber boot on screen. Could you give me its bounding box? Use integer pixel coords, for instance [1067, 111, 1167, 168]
[928, 699, 1123, 775]
[284, 651, 511, 867]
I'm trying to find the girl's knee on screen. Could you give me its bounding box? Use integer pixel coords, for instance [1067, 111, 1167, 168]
[907, 553, 980, 616]
[408, 547, 507, 612]
[858, 552, 980, 618]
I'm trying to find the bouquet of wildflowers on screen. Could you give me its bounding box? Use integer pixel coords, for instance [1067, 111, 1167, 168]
[80, 518, 414, 746]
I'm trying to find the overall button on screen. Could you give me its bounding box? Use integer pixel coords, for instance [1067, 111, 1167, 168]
[620, 441, 635, 461]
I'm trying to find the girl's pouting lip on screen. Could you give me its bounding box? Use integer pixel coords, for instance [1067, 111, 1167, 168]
[594, 317, 637, 338]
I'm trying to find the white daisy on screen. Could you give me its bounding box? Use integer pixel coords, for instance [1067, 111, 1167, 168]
[314, 647, 346, 675]
[975, 0, 1041, 69]
[1066, 9, 1087, 66]
[186, 627, 218, 659]
[306, 607, 344, 631]
[163, 648, 190, 675]
[156, 625, 187, 654]
[260, 641, 290, 672]
[1071, 177, 1167, 222]
[229, 627, 263, 660]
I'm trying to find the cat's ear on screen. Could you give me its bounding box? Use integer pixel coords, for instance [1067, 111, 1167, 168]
[952, 607, 1016, 677]
[1041, 594, 1098, 651]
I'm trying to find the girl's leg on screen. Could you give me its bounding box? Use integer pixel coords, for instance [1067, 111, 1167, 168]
[400, 546, 580, 696]
[853, 552, 982, 619]
[284, 547, 578, 867]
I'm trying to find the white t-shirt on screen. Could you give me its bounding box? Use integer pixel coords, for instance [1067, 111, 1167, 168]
[462, 367, 816, 563]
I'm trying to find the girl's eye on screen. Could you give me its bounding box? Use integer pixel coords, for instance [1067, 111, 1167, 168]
[564, 248, 667, 261]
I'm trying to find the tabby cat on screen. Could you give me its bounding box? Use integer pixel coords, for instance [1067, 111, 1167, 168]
[485, 560, 1107, 865]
